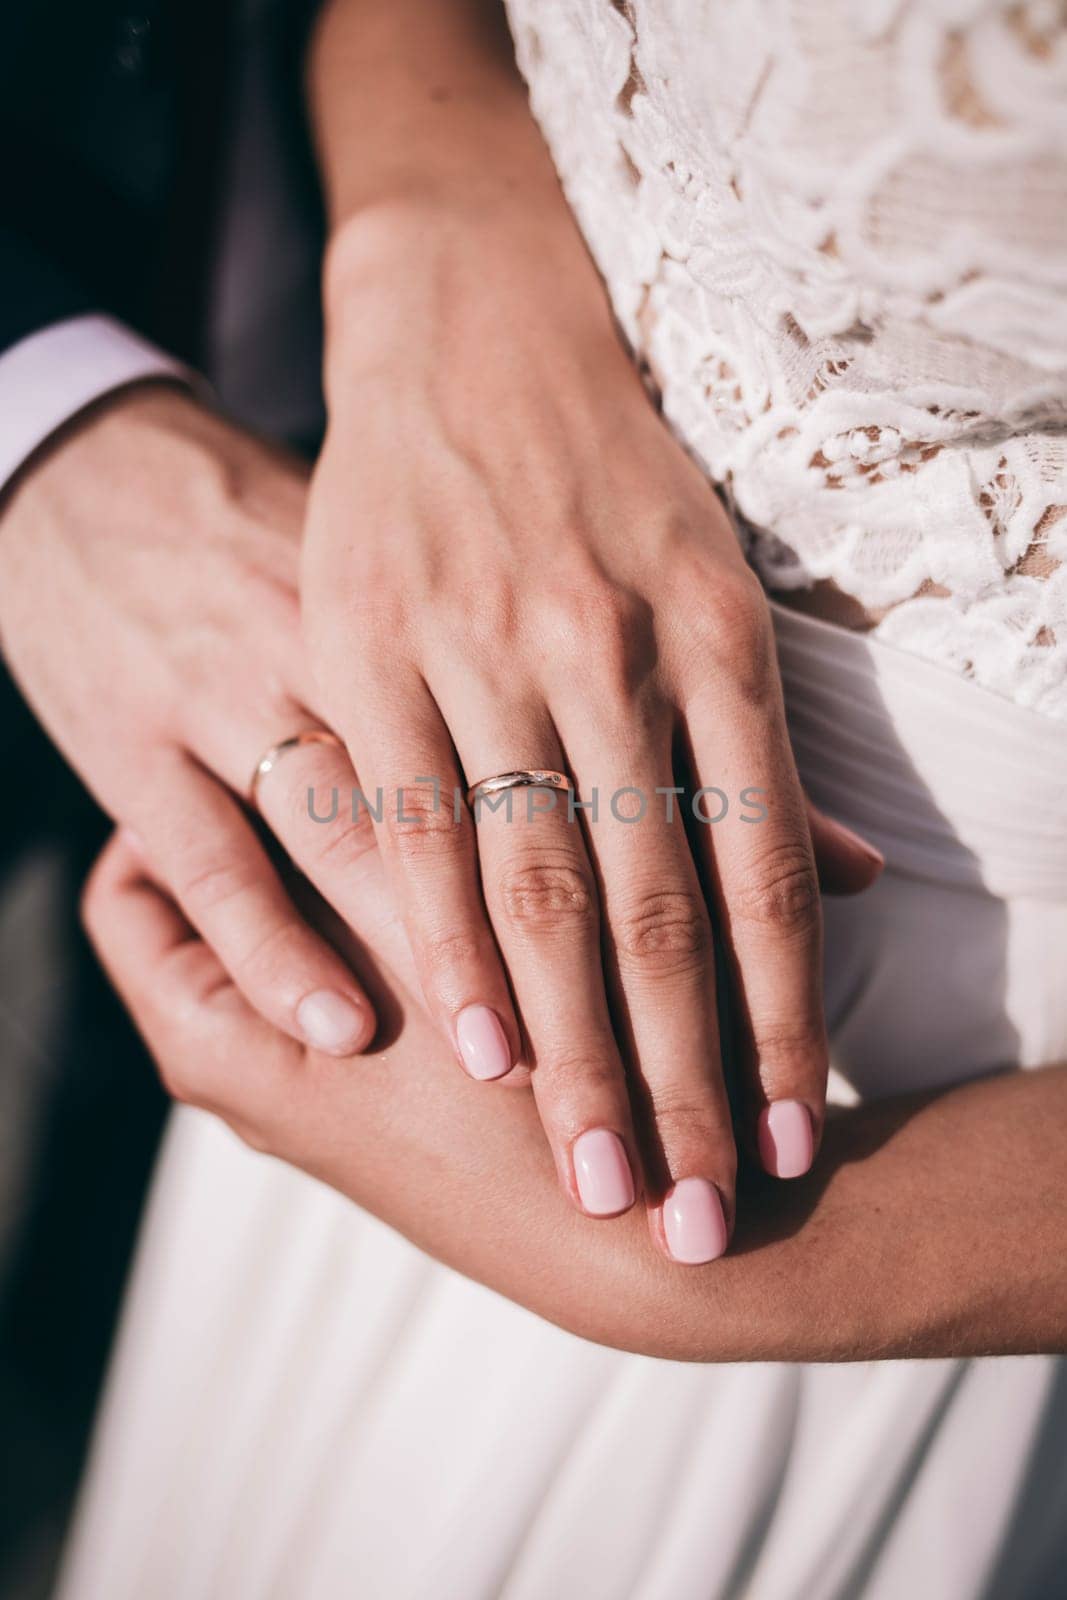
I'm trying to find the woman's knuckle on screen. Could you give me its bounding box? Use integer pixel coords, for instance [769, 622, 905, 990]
[680, 567, 776, 701]
[419, 924, 487, 980]
[463, 578, 522, 655]
[614, 888, 711, 977]
[650, 1093, 737, 1174]
[328, 585, 408, 644]
[732, 843, 821, 934]
[388, 786, 467, 863]
[708, 564, 767, 639]
[751, 1017, 827, 1079]
[499, 855, 595, 932]
[538, 1047, 620, 1115]
[543, 574, 645, 676]
[646, 1077, 713, 1125]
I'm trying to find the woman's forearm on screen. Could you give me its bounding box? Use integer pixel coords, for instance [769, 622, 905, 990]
[305, 0, 618, 362]
[308, 0, 569, 222]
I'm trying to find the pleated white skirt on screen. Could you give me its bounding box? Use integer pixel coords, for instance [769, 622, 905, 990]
[58, 606, 1067, 1600]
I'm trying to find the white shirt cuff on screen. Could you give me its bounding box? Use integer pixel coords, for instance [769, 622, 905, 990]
[0, 314, 195, 493]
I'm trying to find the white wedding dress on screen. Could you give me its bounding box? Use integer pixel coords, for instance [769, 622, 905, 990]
[58, 5, 1067, 1598]
[504, 0, 1067, 718]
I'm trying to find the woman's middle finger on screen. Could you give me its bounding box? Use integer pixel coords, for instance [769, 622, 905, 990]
[446, 694, 641, 1219]
[555, 694, 733, 1263]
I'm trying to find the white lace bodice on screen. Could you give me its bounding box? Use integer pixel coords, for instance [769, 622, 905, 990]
[505, 0, 1067, 718]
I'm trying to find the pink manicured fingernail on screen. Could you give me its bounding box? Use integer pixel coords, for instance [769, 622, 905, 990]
[296, 990, 369, 1055]
[456, 1005, 512, 1081]
[758, 1100, 815, 1178]
[662, 1178, 728, 1264]
[572, 1129, 636, 1217]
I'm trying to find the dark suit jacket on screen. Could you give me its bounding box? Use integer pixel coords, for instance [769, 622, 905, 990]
[0, 0, 319, 366]
[0, 13, 325, 1585]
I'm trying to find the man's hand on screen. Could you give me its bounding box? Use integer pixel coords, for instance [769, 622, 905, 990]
[0, 384, 386, 1057]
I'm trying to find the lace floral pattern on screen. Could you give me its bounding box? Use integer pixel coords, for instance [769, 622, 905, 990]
[505, 0, 1067, 717]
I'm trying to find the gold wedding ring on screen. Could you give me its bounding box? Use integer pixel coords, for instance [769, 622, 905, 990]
[466, 769, 574, 809]
[249, 729, 344, 807]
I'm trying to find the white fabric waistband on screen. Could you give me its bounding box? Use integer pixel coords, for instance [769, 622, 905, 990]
[770, 602, 1067, 900]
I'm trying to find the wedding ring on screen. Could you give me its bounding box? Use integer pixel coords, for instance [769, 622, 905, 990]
[466, 769, 574, 808]
[249, 729, 344, 807]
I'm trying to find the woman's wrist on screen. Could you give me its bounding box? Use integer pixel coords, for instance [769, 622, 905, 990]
[309, 0, 646, 444]
[307, 0, 574, 234]
[321, 188, 620, 394]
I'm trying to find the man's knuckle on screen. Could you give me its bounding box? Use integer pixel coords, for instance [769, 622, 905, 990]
[177, 855, 257, 914]
[310, 810, 378, 873]
[234, 918, 300, 981]
[279, 764, 331, 836]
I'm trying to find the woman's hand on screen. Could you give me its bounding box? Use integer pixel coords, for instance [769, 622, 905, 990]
[305, 0, 882, 1255]
[0, 384, 390, 1057]
[302, 203, 882, 1257]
